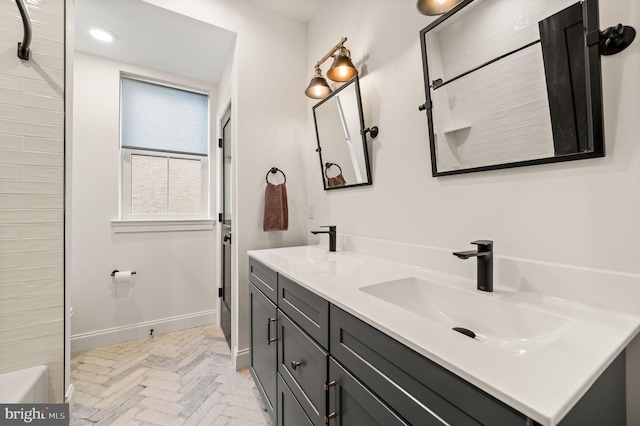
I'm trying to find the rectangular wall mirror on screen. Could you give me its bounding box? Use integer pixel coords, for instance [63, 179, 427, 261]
[313, 76, 373, 190]
[420, 0, 604, 176]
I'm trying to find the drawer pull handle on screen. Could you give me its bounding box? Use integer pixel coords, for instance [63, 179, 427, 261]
[324, 412, 337, 423]
[267, 317, 277, 345]
[324, 380, 336, 391]
[291, 360, 302, 370]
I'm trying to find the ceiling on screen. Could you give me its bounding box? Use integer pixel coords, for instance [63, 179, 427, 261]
[75, 0, 322, 83]
[246, 0, 322, 23]
[75, 0, 237, 83]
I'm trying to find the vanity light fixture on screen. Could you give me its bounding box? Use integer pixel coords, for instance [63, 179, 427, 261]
[326, 46, 358, 82]
[305, 67, 332, 99]
[305, 37, 359, 99]
[416, 0, 462, 16]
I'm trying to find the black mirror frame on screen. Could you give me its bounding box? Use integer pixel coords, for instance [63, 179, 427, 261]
[312, 75, 373, 190]
[419, 0, 605, 177]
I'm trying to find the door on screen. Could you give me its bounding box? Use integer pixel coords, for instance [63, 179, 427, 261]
[250, 284, 278, 421]
[278, 374, 313, 426]
[327, 358, 409, 426]
[220, 105, 232, 348]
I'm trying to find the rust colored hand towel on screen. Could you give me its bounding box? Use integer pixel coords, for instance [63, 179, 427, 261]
[327, 174, 347, 188]
[263, 183, 289, 231]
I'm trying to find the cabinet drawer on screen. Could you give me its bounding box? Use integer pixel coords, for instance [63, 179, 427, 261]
[278, 311, 328, 426]
[278, 373, 314, 426]
[278, 274, 329, 349]
[327, 357, 409, 426]
[330, 305, 526, 426]
[250, 257, 278, 303]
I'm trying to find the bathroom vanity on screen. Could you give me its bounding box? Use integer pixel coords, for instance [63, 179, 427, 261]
[248, 245, 638, 426]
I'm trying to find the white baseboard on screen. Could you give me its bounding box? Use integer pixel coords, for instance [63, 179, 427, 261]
[65, 384, 75, 415]
[71, 310, 216, 353]
[235, 346, 250, 371]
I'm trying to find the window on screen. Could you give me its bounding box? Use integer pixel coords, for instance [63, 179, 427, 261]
[120, 76, 209, 220]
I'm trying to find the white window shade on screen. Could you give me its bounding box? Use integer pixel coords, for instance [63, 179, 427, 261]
[121, 77, 209, 156]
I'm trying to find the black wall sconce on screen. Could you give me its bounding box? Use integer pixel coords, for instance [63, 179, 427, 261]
[305, 37, 359, 99]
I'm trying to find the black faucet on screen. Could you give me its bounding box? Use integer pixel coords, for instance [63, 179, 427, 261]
[311, 226, 337, 252]
[453, 240, 493, 292]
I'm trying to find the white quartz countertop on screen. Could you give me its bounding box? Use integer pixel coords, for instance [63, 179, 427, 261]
[248, 245, 640, 426]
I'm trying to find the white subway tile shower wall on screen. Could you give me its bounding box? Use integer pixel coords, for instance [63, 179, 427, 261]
[0, 0, 65, 403]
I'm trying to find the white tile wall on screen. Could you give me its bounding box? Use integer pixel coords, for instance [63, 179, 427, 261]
[0, 134, 23, 150]
[24, 137, 64, 154]
[0, 0, 64, 403]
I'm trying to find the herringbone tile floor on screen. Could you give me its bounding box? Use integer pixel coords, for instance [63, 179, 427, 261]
[70, 325, 272, 426]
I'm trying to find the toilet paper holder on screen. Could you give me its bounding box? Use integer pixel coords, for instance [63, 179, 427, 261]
[111, 270, 137, 277]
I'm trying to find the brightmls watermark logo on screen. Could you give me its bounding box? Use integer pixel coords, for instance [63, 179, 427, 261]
[4, 407, 45, 423]
[1, 404, 68, 425]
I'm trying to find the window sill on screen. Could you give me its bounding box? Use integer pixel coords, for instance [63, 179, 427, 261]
[111, 219, 216, 233]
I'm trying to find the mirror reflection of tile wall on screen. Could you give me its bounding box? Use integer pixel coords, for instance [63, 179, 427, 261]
[422, 0, 603, 175]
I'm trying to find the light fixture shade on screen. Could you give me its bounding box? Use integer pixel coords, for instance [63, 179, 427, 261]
[305, 68, 332, 99]
[416, 0, 460, 16]
[326, 47, 358, 82]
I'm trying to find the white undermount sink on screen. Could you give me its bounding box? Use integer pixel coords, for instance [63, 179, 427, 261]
[360, 277, 575, 356]
[268, 245, 360, 266]
[268, 245, 334, 264]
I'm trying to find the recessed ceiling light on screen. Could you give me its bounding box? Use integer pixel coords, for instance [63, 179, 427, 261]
[89, 27, 117, 43]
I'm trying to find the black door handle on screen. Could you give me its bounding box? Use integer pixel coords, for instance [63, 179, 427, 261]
[223, 234, 231, 243]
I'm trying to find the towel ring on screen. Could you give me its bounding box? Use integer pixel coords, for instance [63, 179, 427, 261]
[324, 162, 343, 179]
[266, 167, 286, 184]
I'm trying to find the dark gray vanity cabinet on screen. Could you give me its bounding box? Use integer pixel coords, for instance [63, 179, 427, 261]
[250, 257, 278, 303]
[327, 358, 408, 426]
[278, 311, 328, 426]
[277, 274, 329, 349]
[277, 374, 313, 426]
[248, 256, 627, 426]
[277, 274, 330, 426]
[249, 283, 277, 422]
[330, 305, 525, 426]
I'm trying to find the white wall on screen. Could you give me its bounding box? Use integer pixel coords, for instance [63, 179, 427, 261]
[70, 52, 219, 351]
[307, 0, 640, 275]
[0, 0, 65, 402]
[142, 0, 309, 368]
[306, 0, 639, 421]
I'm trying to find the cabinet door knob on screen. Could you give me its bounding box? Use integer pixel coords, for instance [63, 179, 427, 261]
[291, 360, 302, 370]
[324, 380, 336, 391]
